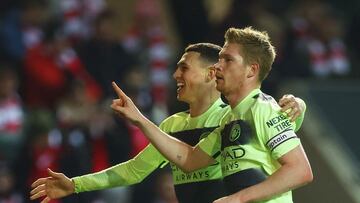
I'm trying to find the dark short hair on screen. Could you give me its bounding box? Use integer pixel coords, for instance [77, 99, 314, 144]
[184, 43, 221, 65]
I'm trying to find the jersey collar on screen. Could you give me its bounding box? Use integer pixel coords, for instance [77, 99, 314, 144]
[188, 97, 224, 121]
[232, 88, 261, 114]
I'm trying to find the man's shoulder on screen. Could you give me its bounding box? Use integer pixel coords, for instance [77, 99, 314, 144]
[211, 103, 231, 115]
[251, 93, 297, 135]
[253, 92, 277, 105]
[160, 111, 189, 127]
[251, 92, 280, 114]
[243, 92, 284, 131]
[168, 110, 189, 120]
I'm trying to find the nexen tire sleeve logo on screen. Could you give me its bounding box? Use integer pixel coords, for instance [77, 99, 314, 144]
[266, 129, 297, 151]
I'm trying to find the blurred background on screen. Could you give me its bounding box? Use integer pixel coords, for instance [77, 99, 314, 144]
[0, 0, 359, 202]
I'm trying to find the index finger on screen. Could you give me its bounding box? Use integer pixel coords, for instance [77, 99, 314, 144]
[112, 81, 126, 99]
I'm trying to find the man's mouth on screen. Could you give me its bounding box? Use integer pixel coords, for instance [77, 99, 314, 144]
[176, 82, 185, 93]
[216, 74, 224, 81]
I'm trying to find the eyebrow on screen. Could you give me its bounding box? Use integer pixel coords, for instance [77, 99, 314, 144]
[177, 61, 188, 66]
[219, 53, 233, 59]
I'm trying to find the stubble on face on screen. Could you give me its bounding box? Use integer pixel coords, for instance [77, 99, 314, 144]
[215, 43, 247, 95]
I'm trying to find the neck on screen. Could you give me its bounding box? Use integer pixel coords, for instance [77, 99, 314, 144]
[189, 91, 220, 117]
[226, 84, 260, 108]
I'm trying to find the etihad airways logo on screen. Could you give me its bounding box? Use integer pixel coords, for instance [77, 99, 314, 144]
[266, 130, 297, 151]
[221, 147, 245, 161]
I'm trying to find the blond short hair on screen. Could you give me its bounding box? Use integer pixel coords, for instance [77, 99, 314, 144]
[224, 27, 276, 82]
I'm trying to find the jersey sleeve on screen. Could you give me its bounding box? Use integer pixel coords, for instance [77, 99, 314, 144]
[73, 144, 168, 193]
[254, 104, 301, 160]
[196, 127, 222, 161]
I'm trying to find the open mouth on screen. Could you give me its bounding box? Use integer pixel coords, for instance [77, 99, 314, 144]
[176, 82, 185, 93]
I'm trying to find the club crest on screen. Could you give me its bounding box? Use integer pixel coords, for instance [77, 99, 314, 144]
[229, 123, 241, 142]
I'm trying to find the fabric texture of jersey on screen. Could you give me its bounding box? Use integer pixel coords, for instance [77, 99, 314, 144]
[199, 89, 304, 203]
[73, 98, 230, 203]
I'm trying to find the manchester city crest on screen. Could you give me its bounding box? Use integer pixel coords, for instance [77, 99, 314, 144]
[229, 123, 241, 142]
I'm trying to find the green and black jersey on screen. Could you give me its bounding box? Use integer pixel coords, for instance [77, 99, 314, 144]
[199, 89, 305, 203]
[72, 98, 230, 203]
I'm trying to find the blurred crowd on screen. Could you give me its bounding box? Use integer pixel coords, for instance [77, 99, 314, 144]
[173, 0, 359, 94]
[0, 0, 358, 203]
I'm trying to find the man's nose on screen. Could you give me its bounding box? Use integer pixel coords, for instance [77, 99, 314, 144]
[214, 62, 222, 71]
[172, 68, 179, 79]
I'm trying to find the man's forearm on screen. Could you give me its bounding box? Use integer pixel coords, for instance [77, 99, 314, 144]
[233, 146, 313, 202]
[73, 158, 154, 192]
[234, 164, 308, 202]
[136, 116, 193, 170]
[73, 143, 166, 193]
[136, 116, 209, 172]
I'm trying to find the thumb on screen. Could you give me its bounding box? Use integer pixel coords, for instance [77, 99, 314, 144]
[48, 168, 62, 178]
[111, 102, 126, 113]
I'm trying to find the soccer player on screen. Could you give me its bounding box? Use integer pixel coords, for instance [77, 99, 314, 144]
[30, 43, 306, 203]
[109, 27, 313, 203]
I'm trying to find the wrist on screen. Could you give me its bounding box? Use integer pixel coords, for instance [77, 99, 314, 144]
[70, 178, 77, 194]
[134, 114, 149, 128]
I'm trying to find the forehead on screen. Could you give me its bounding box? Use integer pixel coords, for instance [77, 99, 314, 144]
[219, 42, 243, 57]
[177, 51, 202, 66]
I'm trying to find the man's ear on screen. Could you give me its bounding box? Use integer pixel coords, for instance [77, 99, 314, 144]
[247, 63, 259, 78]
[206, 66, 216, 82]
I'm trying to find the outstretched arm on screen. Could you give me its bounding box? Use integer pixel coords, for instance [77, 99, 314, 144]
[30, 144, 166, 202]
[110, 82, 214, 172]
[214, 145, 313, 203]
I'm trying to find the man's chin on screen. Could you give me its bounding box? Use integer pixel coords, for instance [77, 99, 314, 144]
[177, 98, 186, 102]
[216, 85, 224, 92]
[177, 95, 189, 103]
[177, 94, 184, 101]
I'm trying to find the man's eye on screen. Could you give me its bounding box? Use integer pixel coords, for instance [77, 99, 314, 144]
[180, 66, 188, 71]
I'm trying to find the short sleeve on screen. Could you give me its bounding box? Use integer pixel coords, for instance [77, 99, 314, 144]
[254, 105, 301, 160]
